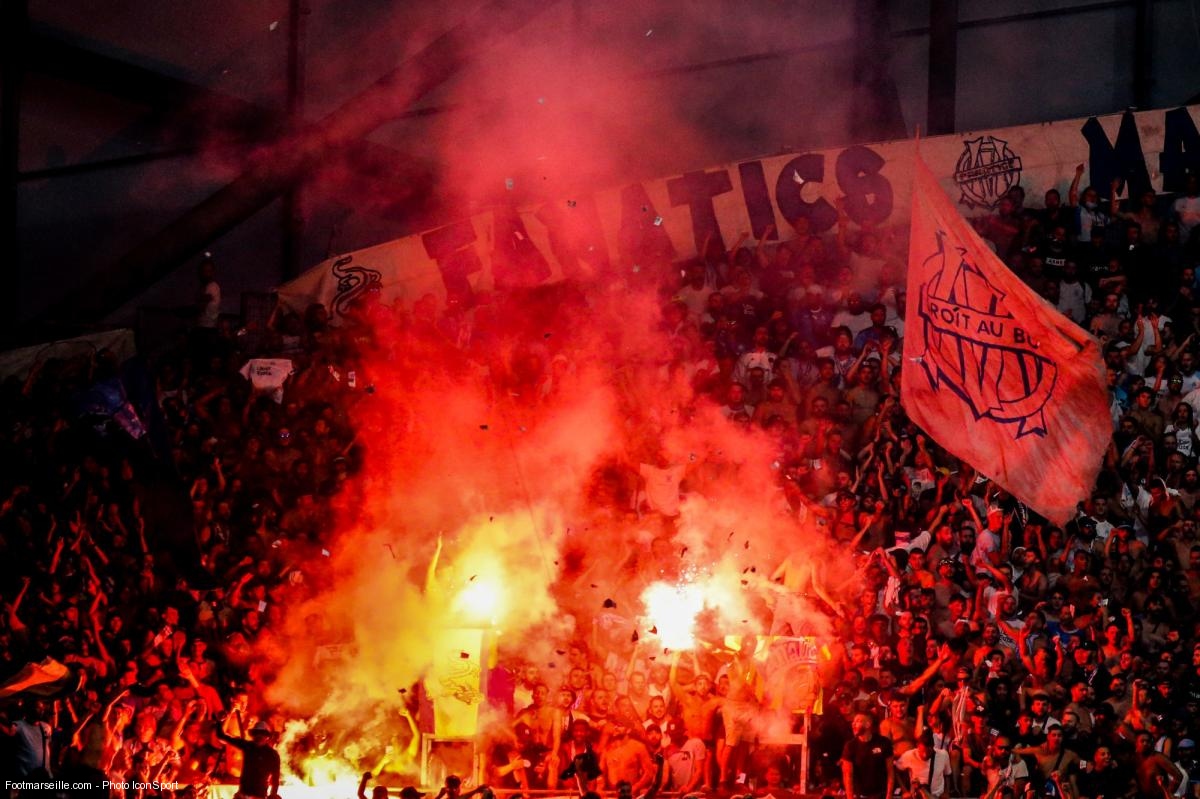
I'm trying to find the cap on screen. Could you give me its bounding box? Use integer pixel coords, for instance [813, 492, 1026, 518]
[1181, 739, 1197, 750]
[400, 789, 427, 799]
[250, 720, 271, 734]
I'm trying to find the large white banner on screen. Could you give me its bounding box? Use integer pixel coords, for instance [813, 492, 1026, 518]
[278, 105, 1200, 319]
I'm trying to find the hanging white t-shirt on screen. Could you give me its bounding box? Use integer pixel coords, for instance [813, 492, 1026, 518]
[239, 359, 295, 404]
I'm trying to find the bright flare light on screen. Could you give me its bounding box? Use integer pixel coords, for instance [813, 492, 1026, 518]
[291, 753, 362, 796]
[456, 578, 505, 625]
[641, 581, 705, 649]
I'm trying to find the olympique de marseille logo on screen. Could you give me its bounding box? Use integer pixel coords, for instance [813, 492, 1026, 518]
[953, 136, 1022, 210]
[330, 254, 384, 320]
[916, 232, 1056, 438]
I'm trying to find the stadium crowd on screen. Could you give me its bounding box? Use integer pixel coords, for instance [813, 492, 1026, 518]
[5, 168, 1200, 799]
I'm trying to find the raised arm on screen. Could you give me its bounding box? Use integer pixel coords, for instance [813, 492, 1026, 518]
[897, 649, 949, 696]
[1069, 164, 1085, 207]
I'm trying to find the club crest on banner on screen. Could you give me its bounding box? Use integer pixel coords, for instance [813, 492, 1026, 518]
[953, 136, 1023, 209]
[916, 232, 1057, 438]
[331, 254, 383, 320]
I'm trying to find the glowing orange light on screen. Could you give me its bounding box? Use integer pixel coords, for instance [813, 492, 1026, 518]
[456, 578, 505, 625]
[291, 753, 362, 794]
[641, 581, 705, 649]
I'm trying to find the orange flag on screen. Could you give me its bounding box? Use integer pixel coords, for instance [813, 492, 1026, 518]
[901, 154, 1109, 525]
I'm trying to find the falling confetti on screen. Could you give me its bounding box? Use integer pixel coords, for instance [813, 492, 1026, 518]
[603, 598, 617, 608]
[460, 652, 470, 659]
[792, 169, 804, 185]
[268, 20, 279, 31]
[649, 626, 658, 635]
[631, 630, 640, 642]
[321, 549, 330, 557]
[469, 575, 477, 582]
[646, 28, 653, 36]
[505, 178, 514, 190]
[480, 424, 489, 430]
[567, 200, 577, 208]
[653, 216, 663, 226]
[744, 541, 750, 549]
[680, 546, 688, 556]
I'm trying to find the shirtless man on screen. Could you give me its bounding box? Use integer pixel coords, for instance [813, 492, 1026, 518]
[626, 669, 653, 720]
[720, 636, 763, 786]
[1133, 731, 1184, 799]
[514, 683, 561, 779]
[601, 724, 656, 793]
[669, 654, 722, 744]
[1023, 725, 1081, 799]
[878, 695, 917, 756]
[770, 551, 843, 634]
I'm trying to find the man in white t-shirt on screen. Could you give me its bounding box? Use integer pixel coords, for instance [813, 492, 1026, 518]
[964, 501, 1002, 569]
[662, 718, 706, 794]
[895, 732, 952, 799]
[638, 463, 685, 517]
[831, 292, 873, 340]
[982, 736, 1030, 796]
[1056, 261, 1092, 324]
[1174, 174, 1200, 241]
[197, 257, 221, 329]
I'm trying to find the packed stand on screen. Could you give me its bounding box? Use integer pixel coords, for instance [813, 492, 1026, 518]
[3, 167, 1200, 799]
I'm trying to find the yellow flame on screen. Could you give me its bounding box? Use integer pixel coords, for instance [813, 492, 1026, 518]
[641, 581, 705, 648]
[292, 752, 362, 793]
[455, 578, 505, 625]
